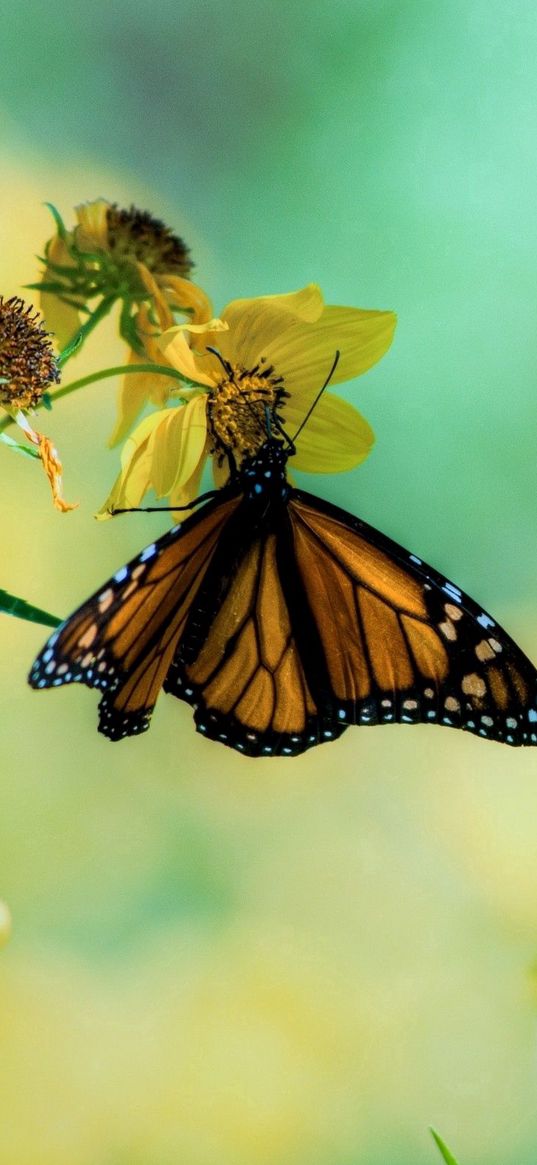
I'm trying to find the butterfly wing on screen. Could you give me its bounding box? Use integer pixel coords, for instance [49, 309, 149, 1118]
[29, 454, 537, 756]
[284, 489, 537, 748]
[29, 495, 242, 739]
[164, 521, 348, 755]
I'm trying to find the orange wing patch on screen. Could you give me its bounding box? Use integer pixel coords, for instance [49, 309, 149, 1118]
[185, 533, 316, 736]
[293, 499, 427, 617]
[290, 497, 451, 705]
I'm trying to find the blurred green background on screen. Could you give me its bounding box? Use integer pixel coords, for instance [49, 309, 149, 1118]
[1, 2, 537, 1163]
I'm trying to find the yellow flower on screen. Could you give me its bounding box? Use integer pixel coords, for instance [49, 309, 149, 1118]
[97, 284, 396, 518]
[0, 297, 76, 512]
[38, 199, 213, 445]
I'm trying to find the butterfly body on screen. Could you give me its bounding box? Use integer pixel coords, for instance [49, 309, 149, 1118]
[29, 438, 537, 756]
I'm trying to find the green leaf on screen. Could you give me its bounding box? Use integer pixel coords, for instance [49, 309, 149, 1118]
[0, 432, 40, 460]
[25, 279, 68, 293]
[39, 259, 83, 278]
[430, 1128, 460, 1165]
[54, 295, 88, 312]
[43, 201, 68, 241]
[57, 330, 84, 366]
[119, 297, 145, 355]
[0, 588, 61, 629]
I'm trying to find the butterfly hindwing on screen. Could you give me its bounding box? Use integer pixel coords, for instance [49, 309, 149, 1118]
[164, 522, 347, 756]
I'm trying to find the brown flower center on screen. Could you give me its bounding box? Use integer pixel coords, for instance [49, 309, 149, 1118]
[0, 298, 59, 411]
[106, 205, 193, 276]
[206, 361, 287, 465]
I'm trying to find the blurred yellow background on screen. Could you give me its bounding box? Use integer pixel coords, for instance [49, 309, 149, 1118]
[1, 4, 537, 1163]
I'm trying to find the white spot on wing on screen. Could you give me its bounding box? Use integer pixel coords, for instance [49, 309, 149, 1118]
[443, 583, 462, 601]
[140, 543, 157, 562]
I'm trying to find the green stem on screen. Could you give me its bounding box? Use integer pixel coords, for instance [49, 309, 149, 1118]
[51, 363, 193, 404]
[0, 364, 195, 436]
[57, 292, 118, 367]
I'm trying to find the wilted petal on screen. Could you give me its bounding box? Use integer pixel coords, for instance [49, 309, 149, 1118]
[286, 391, 375, 473]
[149, 395, 208, 498]
[137, 301, 186, 382]
[136, 263, 174, 330]
[161, 274, 213, 325]
[37, 433, 78, 512]
[261, 305, 397, 402]
[14, 411, 77, 511]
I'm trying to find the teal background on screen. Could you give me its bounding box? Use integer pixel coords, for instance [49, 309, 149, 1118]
[1, 3, 537, 1164]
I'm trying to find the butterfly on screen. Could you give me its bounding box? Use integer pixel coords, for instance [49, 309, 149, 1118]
[28, 433, 537, 757]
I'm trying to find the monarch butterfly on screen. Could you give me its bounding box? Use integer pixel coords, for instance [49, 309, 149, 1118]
[29, 430, 537, 756]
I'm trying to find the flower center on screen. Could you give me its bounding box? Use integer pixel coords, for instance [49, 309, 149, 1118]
[106, 205, 193, 277]
[206, 362, 288, 465]
[0, 298, 59, 411]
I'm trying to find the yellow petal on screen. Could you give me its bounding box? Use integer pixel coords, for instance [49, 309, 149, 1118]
[149, 395, 208, 498]
[109, 289, 191, 447]
[74, 198, 110, 252]
[159, 321, 228, 387]
[40, 291, 80, 351]
[107, 346, 166, 449]
[169, 452, 207, 516]
[260, 305, 397, 402]
[40, 235, 80, 347]
[136, 263, 174, 330]
[287, 391, 375, 473]
[220, 285, 325, 369]
[96, 411, 168, 520]
[134, 304, 172, 373]
[224, 283, 324, 327]
[160, 274, 213, 325]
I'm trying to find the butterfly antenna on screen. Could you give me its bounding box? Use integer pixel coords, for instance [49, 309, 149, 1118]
[291, 350, 340, 443]
[206, 346, 234, 377]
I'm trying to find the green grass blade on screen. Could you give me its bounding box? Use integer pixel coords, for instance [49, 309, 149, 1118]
[430, 1128, 460, 1165]
[0, 588, 61, 629]
[0, 432, 40, 459]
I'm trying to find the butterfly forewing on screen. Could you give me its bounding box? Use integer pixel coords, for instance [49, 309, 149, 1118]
[29, 497, 241, 739]
[288, 491, 537, 746]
